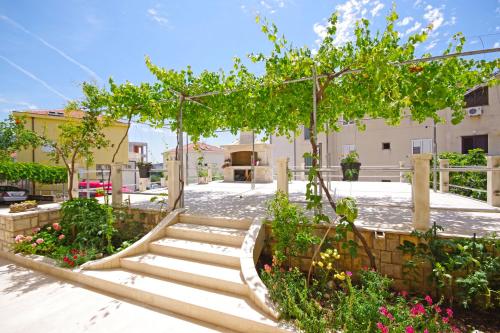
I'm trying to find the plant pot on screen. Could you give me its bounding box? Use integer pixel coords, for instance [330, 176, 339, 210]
[138, 165, 152, 178]
[341, 162, 361, 181]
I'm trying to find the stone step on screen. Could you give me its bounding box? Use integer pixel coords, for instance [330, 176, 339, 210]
[179, 214, 252, 230]
[82, 269, 288, 333]
[166, 223, 246, 247]
[121, 253, 247, 295]
[150, 237, 242, 268]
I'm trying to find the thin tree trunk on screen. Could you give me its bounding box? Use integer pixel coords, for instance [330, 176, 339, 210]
[308, 112, 377, 270]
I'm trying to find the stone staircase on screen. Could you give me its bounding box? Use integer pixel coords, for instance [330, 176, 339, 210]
[81, 214, 288, 333]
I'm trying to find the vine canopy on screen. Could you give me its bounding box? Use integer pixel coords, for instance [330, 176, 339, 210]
[0, 162, 67, 184]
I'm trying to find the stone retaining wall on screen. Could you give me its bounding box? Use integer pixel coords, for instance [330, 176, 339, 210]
[0, 207, 61, 252]
[263, 224, 433, 293]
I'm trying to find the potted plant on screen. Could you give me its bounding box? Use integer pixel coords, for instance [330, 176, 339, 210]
[222, 158, 231, 169]
[137, 162, 153, 178]
[340, 151, 361, 181]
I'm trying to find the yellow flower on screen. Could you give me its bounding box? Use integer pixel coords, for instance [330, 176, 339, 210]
[327, 263, 333, 270]
[335, 272, 346, 281]
[335, 254, 341, 260]
[318, 261, 324, 268]
[312, 261, 316, 266]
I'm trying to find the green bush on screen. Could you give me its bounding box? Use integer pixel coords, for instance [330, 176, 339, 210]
[432, 149, 486, 200]
[0, 161, 67, 184]
[266, 192, 319, 266]
[60, 198, 116, 254]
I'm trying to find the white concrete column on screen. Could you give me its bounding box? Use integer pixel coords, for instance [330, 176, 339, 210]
[138, 178, 150, 192]
[207, 168, 213, 182]
[399, 161, 405, 183]
[111, 163, 123, 205]
[411, 154, 432, 230]
[300, 162, 306, 181]
[69, 163, 79, 200]
[276, 158, 289, 195]
[439, 159, 449, 193]
[487, 156, 500, 207]
[167, 160, 181, 209]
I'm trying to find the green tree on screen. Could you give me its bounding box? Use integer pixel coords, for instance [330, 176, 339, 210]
[0, 115, 41, 162]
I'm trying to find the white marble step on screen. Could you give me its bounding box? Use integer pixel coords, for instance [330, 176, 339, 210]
[150, 237, 242, 267]
[179, 214, 252, 230]
[166, 223, 246, 247]
[121, 253, 247, 295]
[82, 269, 288, 333]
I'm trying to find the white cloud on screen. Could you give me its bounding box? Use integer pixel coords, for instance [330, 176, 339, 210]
[405, 21, 422, 35]
[370, 2, 385, 17]
[0, 15, 102, 82]
[423, 5, 444, 31]
[147, 8, 168, 25]
[0, 55, 70, 101]
[494, 42, 500, 48]
[313, 0, 387, 46]
[0, 97, 38, 110]
[414, 0, 423, 8]
[397, 16, 413, 26]
[469, 39, 479, 45]
[425, 39, 439, 50]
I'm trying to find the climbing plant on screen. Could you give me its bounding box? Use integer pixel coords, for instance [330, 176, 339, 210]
[70, 7, 498, 268]
[0, 161, 67, 184]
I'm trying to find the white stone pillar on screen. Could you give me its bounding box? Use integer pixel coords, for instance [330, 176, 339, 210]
[111, 163, 123, 205]
[69, 164, 79, 200]
[300, 162, 306, 181]
[276, 158, 289, 195]
[207, 168, 213, 182]
[411, 154, 432, 230]
[487, 156, 500, 207]
[399, 161, 405, 183]
[439, 159, 449, 193]
[167, 160, 181, 209]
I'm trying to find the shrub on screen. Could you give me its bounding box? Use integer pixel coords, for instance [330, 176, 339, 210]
[60, 198, 116, 254]
[266, 192, 319, 266]
[0, 161, 67, 184]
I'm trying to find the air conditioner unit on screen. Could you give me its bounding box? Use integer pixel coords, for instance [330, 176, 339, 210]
[466, 107, 483, 117]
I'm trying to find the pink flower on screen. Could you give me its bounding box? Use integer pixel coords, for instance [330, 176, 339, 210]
[410, 303, 425, 316]
[443, 317, 449, 324]
[405, 326, 414, 333]
[434, 305, 442, 313]
[36, 238, 44, 244]
[424, 330, 429, 333]
[264, 264, 272, 273]
[52, 222, 61, 231]
[15, 235, 24, 243]
[446, 308, 453, 318]
[376, 322, 388, 333]
[346, 271, 353, 277]
[31, 243, 36, 247]
[32, 227, 40, 233]
[58, 234, 65, 240]
[387, 313, 394, 321]
[25, 236, 33, 242]
[424, 295, 433, 305]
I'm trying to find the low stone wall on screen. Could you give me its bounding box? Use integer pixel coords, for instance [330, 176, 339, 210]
[0, 204, 165, 253]
[0, 206, 61, 252]
[263, 224, 433, 293]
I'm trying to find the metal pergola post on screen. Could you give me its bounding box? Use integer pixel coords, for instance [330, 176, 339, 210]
[312, 66, 320, 205]
[178, 95, 184, 208]
[432, 120, 438, 192]
[251, 131, 255, 190]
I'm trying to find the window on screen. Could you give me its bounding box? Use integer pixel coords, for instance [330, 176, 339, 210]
[304, 156, 313, 168]
[462, 135, 488, 154]
[342, 144, 356, 155]
[304, 127, 310, 140]
[411, 139, 432, 154]
[465, 86, 488, 108]
[382, 142, 391, 150]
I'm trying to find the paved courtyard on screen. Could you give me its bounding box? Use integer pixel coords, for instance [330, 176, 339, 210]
[126, 181, 500, 237]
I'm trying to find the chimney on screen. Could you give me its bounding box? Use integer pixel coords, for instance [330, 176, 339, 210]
[239, 131, 253, 145]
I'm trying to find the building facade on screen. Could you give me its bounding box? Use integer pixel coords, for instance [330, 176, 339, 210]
[271, 83, 500, 181]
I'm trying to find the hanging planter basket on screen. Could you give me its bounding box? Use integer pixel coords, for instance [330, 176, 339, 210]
[341, 162, 361, 181]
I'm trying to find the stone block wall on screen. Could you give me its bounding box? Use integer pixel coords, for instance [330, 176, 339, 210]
[263, 224, 434, 293]
[0, 208, 61, 252]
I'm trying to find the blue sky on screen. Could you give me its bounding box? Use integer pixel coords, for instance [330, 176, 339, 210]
[1, 0, 499, 162]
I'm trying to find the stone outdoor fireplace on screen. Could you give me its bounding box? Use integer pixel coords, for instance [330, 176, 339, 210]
[221, 132, 273, 183]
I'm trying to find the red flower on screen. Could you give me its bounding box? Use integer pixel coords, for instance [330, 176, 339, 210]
[410, 303, 425, 316]
[63, 256, 69, 262]
[73, 255, 78, 259]
[446, 308, 453, 318]
[376, 322, 388, 333]
[264, 264, 272, 273]
[434, 305, 442, 313]
[424, 295, 433, 305]
[405, 326, 414, 333]
[443, 316, 449, 324]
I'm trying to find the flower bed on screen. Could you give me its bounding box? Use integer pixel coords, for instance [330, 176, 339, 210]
[12, 198, 148, 268]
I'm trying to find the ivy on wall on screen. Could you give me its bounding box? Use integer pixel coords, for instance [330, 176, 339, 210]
[0, 162, 67, 184]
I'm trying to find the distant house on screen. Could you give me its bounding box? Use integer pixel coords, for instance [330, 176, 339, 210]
[12, 109, 129, 194]
[125, 142, 148, 191]
[163, 142, 225, 183]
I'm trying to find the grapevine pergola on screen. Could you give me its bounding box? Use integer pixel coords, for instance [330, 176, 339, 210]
[75, 10, 499, 269]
